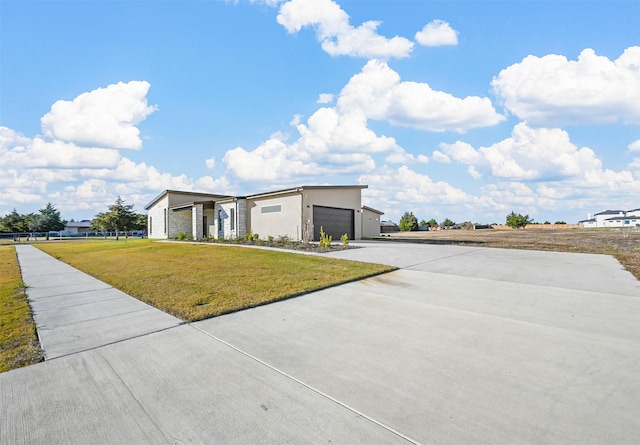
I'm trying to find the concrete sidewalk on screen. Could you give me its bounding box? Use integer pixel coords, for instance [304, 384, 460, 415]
[15, 244, 181, 359]
[2, 242, 640, 444]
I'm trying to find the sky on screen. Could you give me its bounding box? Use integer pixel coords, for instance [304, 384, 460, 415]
[1, 0, 639, 225]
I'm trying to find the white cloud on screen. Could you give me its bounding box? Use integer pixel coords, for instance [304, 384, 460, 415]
[205, 157, 216, 169]
[629, 139, 640, 153]
[492, 46, 640, 125]
[221, 58, 504, 183]
[277, 0, 414, 59]
[40, 80, 157, 149]
[431, 150, 451, 163]
[440, 123, 607, 181]
[317, 93, 334, 104]
[415, 20, 458, 47]
[1, 136, 121, 170]
[360, 165, 472, 206]
[339, 60, 504, 132]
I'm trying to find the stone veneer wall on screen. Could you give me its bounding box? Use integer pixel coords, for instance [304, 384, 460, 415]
[169, 210, 191, 238]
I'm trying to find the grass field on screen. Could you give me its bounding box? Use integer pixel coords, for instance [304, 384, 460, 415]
[383, 228, 640, 280]
[35, 240, 395, 321]
[0, 246, 43, 372]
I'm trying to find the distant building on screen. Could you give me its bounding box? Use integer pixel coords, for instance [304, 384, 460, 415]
[579, 208, 640, 228]
[63, 220, 92, 235]
[380, 220, 399, 233]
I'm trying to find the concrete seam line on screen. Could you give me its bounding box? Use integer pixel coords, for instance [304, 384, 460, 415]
[190, 324, 420, 445]
[43, 323, 186, 361]
[403, 249, 477, 269]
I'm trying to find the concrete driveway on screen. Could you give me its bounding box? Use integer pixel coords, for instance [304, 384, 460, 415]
[2, 241, 639, 444]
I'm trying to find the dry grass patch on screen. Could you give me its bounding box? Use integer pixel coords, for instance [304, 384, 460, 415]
[36, 240, 395, 321]
[0, 246, 43, 373]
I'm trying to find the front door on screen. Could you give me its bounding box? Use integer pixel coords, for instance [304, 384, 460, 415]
[203, 216, 208, 238]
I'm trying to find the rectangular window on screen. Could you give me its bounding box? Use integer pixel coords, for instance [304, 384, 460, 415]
[149, 217, 153, 235]
[261, 205, 281, 214]
[230, 208, 235, 231]
[164, 209, 167, 233]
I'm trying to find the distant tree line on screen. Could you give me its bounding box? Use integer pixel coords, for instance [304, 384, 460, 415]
[0, 197, 146, 240]
[396, 210, 568, 232]
[0, 203, 66, 240]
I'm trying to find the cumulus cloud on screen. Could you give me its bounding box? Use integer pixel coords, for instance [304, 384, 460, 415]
[629, 139, 640, 153]
[277, 0, 414, 58]
[492, 46, 640, 125]
[221, 58, 504, 183]
[1, 130, 122, 170]
[340, 59, 504, 132]
[40, 80, 157, 149]
[0, 82, 231, 215]
[317, 93, 334, 104]
[415, 20, 458, 47]
[439, 123, 606, 181]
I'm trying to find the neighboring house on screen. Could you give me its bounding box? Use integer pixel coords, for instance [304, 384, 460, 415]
[380, 220, 399, 233]
[361, 206, 384, 237]
[579, 208, 640, 228]
[63, 220, 92, 235]
[145, 185, 371, 242]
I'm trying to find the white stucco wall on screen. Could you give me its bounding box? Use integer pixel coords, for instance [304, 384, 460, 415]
[303, 188, 363, 240]
[248, 193, 303, 241]
[361, 208, 382, 237]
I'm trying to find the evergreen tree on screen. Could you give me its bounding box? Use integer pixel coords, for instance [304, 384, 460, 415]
[398, 211, 419, 232]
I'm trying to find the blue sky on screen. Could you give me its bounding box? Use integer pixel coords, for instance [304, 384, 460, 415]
[1, 0, 639, 224]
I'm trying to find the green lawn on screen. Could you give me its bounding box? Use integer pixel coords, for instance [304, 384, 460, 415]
[36, 240, 395, 321]
[0, 246, 43, 373]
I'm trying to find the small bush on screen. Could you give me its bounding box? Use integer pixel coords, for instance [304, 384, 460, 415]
[319, 227, 332, 248]
[340, 233, 349, 246]
[176, 232, 187, 240]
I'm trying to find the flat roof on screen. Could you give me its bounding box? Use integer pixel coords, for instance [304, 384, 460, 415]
[145, 190, 233, 210]
[247, 185, 367, 200]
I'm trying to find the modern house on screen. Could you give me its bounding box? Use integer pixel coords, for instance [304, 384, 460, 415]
[145, 185, 382, 242]
[63, 220, 92, 235]
[579, 208, 640, 228]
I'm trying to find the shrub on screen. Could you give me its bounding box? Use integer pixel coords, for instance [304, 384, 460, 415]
[319, 226, 332, 248]
[176, 232, 187, 240]
[340, 233, 349, 246]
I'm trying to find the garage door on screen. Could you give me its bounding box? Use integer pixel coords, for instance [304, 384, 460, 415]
[313, 205, 354, 241]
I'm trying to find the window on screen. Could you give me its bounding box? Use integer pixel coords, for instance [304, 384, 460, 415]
[230, 208, 235, 231]
[163, 209, 167, 233]
[149, 217, 153, 235]
[261, 205, 281, 214]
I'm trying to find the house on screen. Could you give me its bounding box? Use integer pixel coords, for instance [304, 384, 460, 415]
[579, 208, 640, 228]
[145, 185, 376, 242]
[63, 220, 92, 235]
[380, 220, 399, 233]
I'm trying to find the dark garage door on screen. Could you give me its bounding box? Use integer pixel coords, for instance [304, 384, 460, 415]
[313, 205, 354, 241]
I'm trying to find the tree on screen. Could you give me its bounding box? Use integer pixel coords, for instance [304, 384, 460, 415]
[30, 203, 66, 239]
[398, 211, 419, 232]
[132, 213, 148, 232]
[442, 217, 455, 229]
[0, 209, 30, 233]
[506, 211, 533, 229]
[93, 196, 137, 240]
[426, 218, 438, 228]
